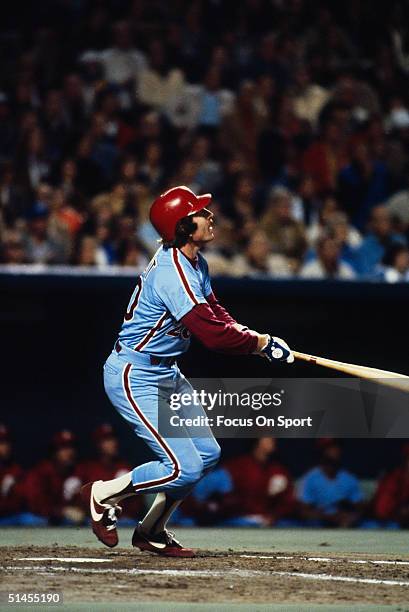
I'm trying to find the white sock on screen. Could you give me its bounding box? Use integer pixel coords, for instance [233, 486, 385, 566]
[140, 492, 181, 535]
[93, 472, 133, 504]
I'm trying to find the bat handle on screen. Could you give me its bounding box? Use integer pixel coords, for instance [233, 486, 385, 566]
[293, 351, 317, 364]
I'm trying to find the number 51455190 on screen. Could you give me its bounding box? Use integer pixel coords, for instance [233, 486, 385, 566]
[6, 592, 62, 604]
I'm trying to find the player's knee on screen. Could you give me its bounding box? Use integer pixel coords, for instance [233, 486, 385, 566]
[201, 440, 221, 470]
[178, 456, 204, 487]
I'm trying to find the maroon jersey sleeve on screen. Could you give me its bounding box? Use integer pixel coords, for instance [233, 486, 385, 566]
[182, 302, 258, 354]
[266, 465, 296, 520]
[206, 292, 237, 326]
[24, 461, 72, 519]
[373, 469, 400, 521]
[0, 465, 24, 517]
[23, 464, 57, 518]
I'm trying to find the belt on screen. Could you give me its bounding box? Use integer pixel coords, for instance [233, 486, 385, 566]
[115, 340, 176, 367]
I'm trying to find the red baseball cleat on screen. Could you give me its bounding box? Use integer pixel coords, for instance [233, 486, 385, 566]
[132, 523, 195, 557]
[81, 481, 122, 548]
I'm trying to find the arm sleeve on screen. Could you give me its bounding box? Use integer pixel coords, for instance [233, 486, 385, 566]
[346, 474, 364, 504]
[0, 469, 24, 517]
[182, 303, 258, 354]
[206, 291, 237, 325]
[298, 474, 316, 505]
[269, 476, 296, 520]
[24, 469, 57, 518]
[374, 472, 399, 520]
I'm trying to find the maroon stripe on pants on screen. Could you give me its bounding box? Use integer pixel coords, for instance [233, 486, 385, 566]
[123, 363, 180, 491]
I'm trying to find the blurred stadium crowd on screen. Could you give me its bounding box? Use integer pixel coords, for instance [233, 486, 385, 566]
[1, 423, 409, 529]
[1, 0, 409, 280]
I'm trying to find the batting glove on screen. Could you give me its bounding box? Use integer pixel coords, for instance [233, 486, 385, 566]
[262, 336, 294, 364]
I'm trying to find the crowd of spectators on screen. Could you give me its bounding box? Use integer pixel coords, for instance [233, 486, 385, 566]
[2, 423, 409, 529]
[1, 1, 409, 280]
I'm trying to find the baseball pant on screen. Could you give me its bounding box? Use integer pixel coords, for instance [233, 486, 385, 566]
[103, 348, 221, 500]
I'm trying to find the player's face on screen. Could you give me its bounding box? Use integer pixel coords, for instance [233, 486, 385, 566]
[0, 441, 11, 461]
[191, 208, 214, 244]
[99, 437, 118, 458]
[55, 445, 76, 467]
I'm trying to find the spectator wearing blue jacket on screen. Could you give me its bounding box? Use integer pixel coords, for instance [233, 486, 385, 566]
[338, 142, 389, 232]
[352, 206, 407, 276]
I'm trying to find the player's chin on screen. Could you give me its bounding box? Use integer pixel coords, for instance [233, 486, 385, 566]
[196, 232, 214, 245]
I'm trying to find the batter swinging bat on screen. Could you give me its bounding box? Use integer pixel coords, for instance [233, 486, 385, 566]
[293, 351, 409, 393]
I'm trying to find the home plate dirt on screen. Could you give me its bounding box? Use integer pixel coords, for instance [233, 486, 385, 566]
[2, 546, 409, 605]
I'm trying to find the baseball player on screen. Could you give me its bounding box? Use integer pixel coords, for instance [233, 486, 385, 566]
[82, 185, 294, 557]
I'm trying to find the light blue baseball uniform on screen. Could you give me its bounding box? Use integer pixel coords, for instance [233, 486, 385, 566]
[103, 246, 220, 500]
[118, 245, 212, 355]
[299, 467, 363, 514]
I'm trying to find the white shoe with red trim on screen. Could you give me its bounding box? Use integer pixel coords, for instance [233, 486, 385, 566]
[132, 522, 195, 557]
[81, 481, 122, 548]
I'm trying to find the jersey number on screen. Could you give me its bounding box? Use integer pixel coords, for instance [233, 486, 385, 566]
[123, 258, 157, 322]
[167, 322, 191, 339]
[124, 277, 142, 322]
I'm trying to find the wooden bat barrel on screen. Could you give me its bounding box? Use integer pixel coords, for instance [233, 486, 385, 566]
[293, 351, 409, 393]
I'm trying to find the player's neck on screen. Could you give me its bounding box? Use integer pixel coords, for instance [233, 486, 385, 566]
[180, 242, 200, 261]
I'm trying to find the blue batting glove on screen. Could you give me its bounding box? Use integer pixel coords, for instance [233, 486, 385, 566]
[262, 336, 294, 364]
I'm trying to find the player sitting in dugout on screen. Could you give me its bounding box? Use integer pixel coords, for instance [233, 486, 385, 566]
[372, 442, 409, 528]
[81, 186, 294, 557]
[77, 424, 143, 521]
[0, 424, 25, 525]
[297, 438, 365, 528]
[23, 430, 85, 525]
[176, 437, 297, 527]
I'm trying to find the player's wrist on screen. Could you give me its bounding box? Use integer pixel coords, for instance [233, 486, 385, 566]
[233, 322, 249, 332]
[255, 334, 270, 353]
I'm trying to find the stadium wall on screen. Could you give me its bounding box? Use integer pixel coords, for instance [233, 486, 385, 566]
[2, 269, 408, 477]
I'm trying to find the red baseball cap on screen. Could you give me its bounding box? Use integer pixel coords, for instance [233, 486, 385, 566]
[52, 430, 76, 448]
[315, 437, 339, 451]
[92, 424, 116, 443]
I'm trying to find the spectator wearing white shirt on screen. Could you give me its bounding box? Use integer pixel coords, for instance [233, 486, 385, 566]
[100, 21, 146, 88]
[137, 40, 185, 112]
[300, 234, 356, 280]
[232, 229, 293, 278]
[166, 66, 234, 130]
[291, 65, 330, 128]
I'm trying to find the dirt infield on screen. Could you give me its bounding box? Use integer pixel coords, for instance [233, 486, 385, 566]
[2, 545, 409, 606]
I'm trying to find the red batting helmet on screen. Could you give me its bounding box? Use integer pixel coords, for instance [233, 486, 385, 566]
[92, 423, 116, 444]
[149, 186, 212, 242]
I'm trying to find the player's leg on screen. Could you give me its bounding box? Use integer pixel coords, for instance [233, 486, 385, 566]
[112, 358, 206, 555]
[82, 355, 204, 550]
[175, 373, 221, 475]
[137, 372, 221, 539]
[101, 358, 205, 499]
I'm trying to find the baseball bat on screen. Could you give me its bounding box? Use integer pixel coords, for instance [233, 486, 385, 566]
[293, 351, 409, 393]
